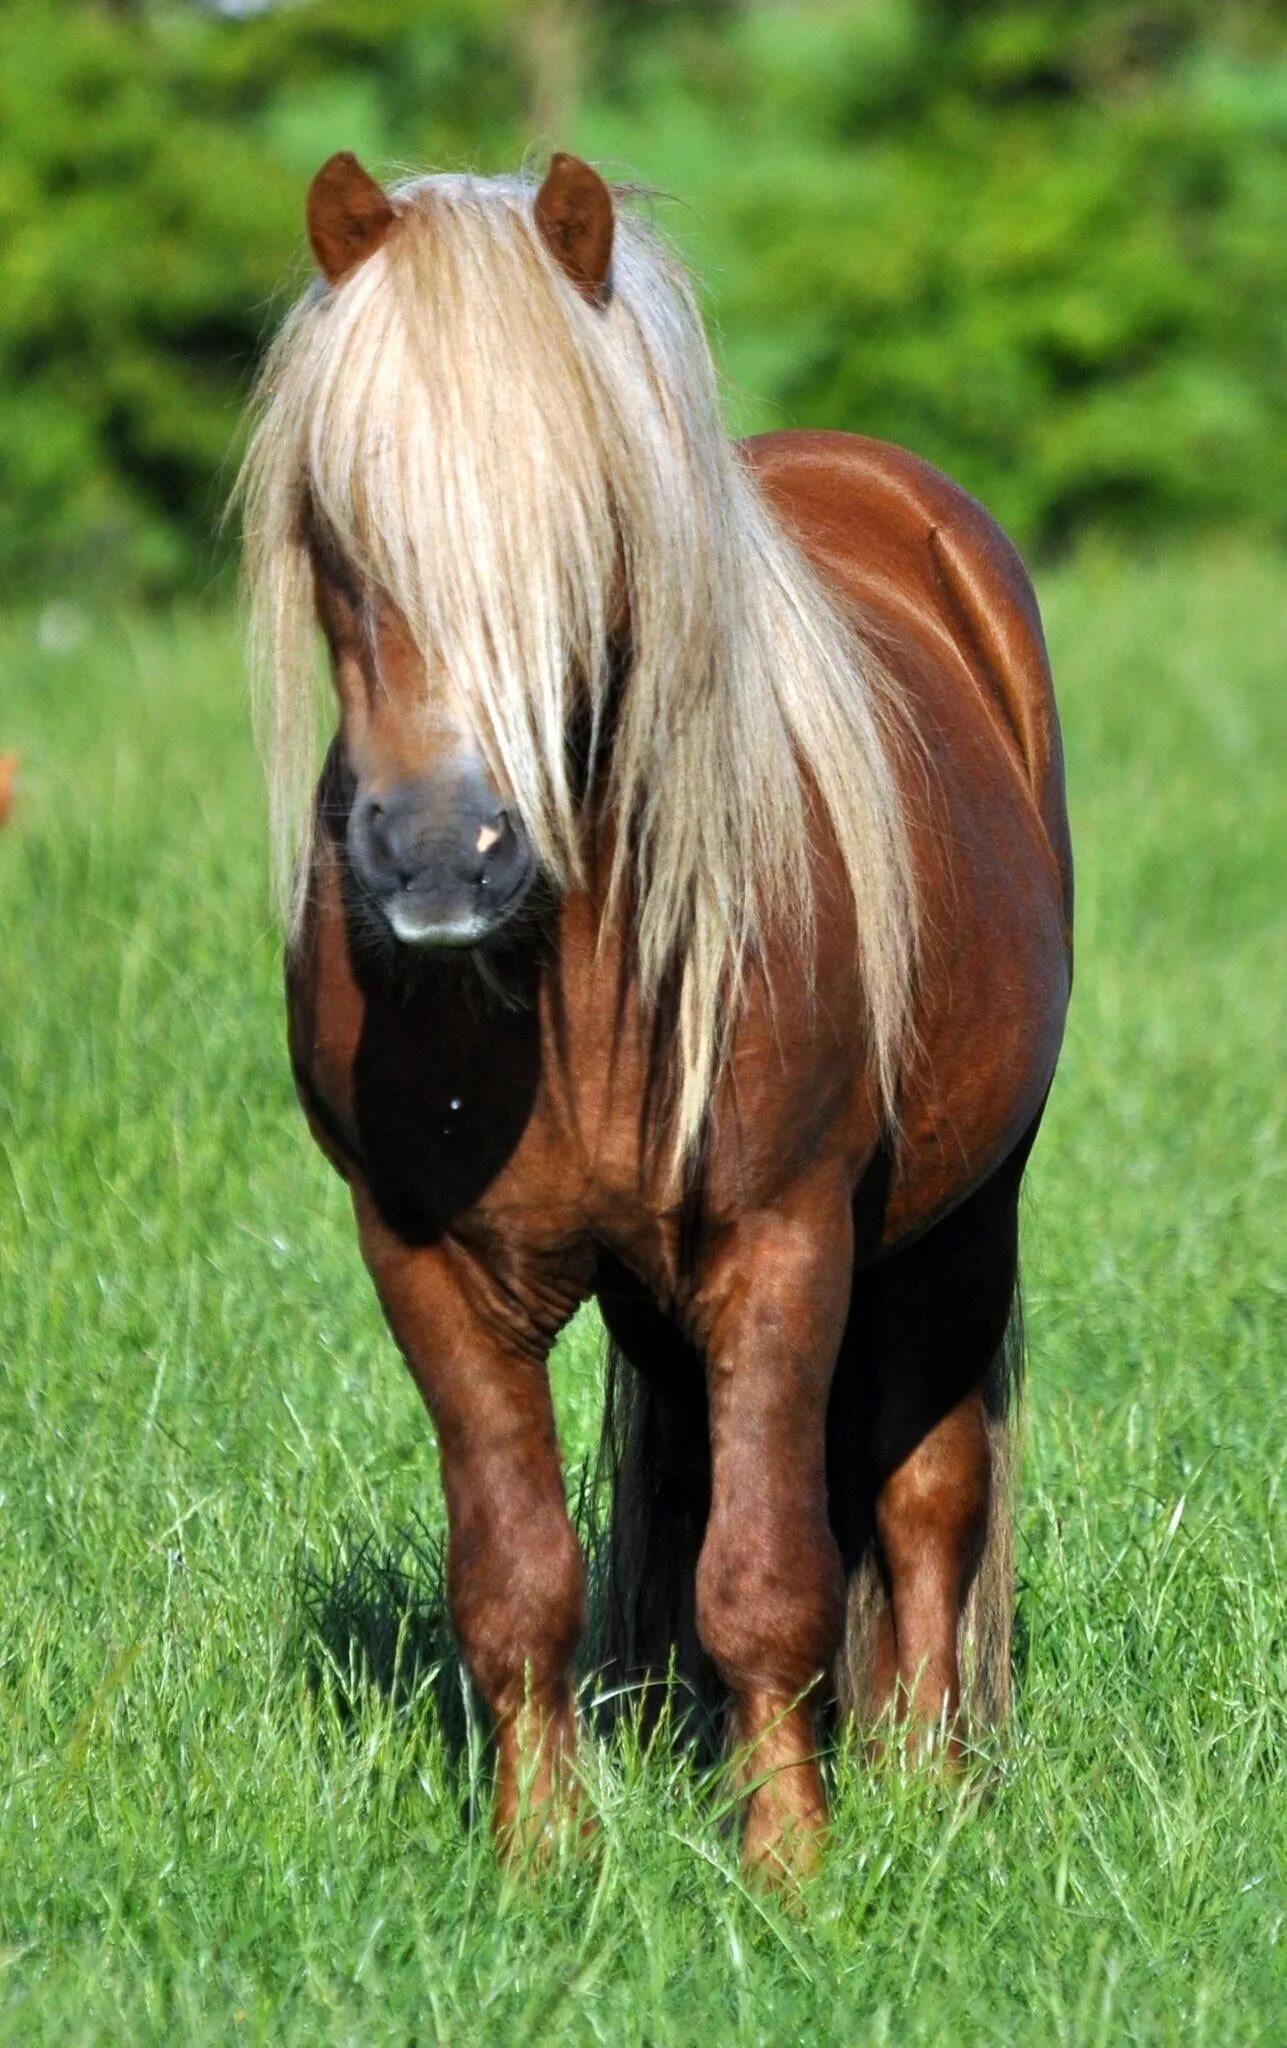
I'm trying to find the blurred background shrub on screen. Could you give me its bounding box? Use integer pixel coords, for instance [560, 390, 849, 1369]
[0, 0, 1283, 597]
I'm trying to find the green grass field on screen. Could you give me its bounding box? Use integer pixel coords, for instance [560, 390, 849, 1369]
[1, 547, 1283, 2045]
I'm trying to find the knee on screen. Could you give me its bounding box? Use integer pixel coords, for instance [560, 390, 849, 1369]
[449, 1507, 585, 1709]
[695, 1512, 843, 1692]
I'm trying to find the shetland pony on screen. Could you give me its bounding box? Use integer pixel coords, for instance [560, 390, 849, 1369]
[239, 152, 1072, 1877]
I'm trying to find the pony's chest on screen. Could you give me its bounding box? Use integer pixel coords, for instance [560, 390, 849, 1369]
[289, 917, 682, 1275]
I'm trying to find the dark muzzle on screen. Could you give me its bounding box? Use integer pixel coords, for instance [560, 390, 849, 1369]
[346, 762, 535, 947]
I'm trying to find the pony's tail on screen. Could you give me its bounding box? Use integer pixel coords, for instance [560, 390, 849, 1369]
[590, 1339, 720, 1735]
[836, 1286, 1025, 1734]
[959, 1288, 1024, 1728]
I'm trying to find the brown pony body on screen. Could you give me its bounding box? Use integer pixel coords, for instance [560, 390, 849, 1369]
[252, 156, 1072, 1877]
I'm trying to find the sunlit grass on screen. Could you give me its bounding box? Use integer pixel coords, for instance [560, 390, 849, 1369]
[0, 549, 1283, 2043]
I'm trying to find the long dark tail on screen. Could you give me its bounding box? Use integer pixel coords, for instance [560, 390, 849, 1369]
[834, 1284, 1025, 1731]
[591, 1338, 721, 1730]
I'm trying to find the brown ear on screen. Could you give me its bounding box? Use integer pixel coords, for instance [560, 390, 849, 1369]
[307, 152, 396, 286]
[534, 153, 614, 304]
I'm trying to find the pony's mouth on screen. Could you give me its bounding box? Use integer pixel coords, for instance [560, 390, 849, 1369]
[386, 904, 493, 949]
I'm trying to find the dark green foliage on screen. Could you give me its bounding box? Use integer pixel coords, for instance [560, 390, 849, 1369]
[584, 1, 1287, 547]
[1, 1, 1283, 594]
[0, 0, 530, 594]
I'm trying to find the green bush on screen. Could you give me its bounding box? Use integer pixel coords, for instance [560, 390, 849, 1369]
[0, 0, 529, 594]
[1, 1, 1283, 595]
[584, 1, 1287, 547]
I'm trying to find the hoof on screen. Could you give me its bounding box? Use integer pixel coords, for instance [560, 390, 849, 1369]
[741, 1806, 827, 1887]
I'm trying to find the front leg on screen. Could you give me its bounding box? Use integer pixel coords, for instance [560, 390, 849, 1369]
[691, 1171, 853, 1879]
[354, 1189, 587, 1854]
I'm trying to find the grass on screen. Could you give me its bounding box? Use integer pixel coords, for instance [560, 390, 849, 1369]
[0, 545, 1283, 2044]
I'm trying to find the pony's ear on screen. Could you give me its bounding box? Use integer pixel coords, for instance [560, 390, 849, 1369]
[534, 153, 614, 304]
[307, 152, 396, 286]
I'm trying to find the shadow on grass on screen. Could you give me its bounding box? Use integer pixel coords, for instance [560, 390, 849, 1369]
[292, 1469, 727, 1768]
[294, 1512, 480, 1755]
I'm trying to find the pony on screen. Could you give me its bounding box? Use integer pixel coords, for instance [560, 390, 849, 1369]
[238, 151, 1072, 1878]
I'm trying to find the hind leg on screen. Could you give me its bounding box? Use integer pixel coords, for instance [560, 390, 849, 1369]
[864, 1163, 1023, 1749]
[872, 1393, 991, 1745]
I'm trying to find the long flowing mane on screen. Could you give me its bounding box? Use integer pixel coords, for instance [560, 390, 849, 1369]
[238, 170, 918, 1161]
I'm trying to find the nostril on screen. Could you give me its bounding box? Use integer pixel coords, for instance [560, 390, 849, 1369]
[368, 811, 393, 863]
[351, 792, 409, 889]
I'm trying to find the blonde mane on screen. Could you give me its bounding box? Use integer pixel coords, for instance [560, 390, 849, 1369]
[238, 169, 918, 1164]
